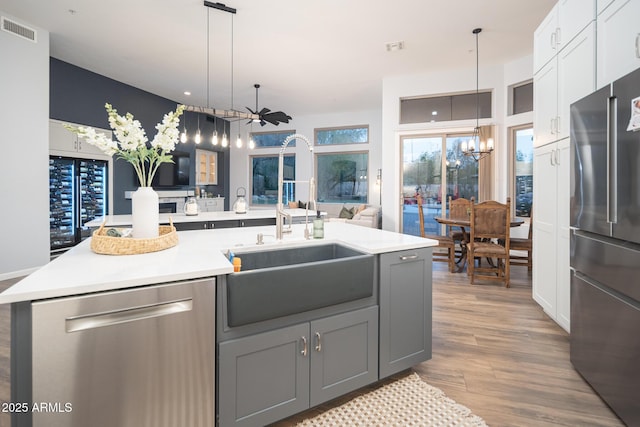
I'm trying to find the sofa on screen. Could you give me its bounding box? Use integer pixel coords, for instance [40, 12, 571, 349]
[317, 203, 381, 229]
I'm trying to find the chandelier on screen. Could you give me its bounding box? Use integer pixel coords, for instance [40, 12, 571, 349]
[461, 28, 494, 161]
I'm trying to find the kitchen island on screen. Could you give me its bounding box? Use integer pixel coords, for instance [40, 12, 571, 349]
[86, 207, 318, 230]
[1, 223, 436, 427]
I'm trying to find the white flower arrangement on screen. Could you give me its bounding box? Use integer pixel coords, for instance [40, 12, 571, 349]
[65, 103, 186, 187]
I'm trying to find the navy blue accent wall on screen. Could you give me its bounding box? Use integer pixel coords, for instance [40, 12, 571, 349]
[50, 58, 230, 214]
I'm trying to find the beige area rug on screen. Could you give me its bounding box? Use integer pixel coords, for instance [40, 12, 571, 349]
[296, 373, 488, 427]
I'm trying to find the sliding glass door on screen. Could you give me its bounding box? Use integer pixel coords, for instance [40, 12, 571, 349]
[401, 133, 478, 236]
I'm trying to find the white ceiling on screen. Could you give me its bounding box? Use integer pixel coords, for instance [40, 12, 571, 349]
[1, 0, 555, 119]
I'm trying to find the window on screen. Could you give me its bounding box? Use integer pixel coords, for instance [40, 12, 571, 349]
[315, 125, 368, 145]
[510, 126, 533, 217]
[509, 81, 533, 115]
[250, 155, 295, 205]
[401, 134, 478, 236]
[400, 91, 492, 124]
[250, 130, 296, 148]
[316, 152, 368, 203]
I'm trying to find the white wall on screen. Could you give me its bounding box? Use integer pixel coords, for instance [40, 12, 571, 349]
[381, 56, 535, 232]
[229, 109, 382, 209]
[0, 13, 50, 279]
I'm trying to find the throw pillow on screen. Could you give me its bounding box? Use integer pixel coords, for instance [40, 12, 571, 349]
[288, 201, 298, 209]
[298, 200, 307, 209]
[356, 204, 367, 214]
[339, 206, 355, 219]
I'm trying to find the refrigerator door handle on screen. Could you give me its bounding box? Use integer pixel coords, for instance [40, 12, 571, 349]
[636, 33, 640, 59]
[607, 96, 618, 224]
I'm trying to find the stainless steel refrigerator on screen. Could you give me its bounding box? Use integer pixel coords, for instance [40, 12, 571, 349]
[49, 156, 109, 253]
[570, 66, 640, 426]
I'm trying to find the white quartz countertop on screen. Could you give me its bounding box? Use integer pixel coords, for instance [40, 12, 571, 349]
[86, 208, 317, 227]
[0, 222, 437, 304]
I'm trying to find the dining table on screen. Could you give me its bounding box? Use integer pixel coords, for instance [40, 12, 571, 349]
[433, 215, 524, 272]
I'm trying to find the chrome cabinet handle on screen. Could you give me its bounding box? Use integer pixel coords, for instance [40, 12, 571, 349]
[556, 28, 561, 48]
[550, 30, 557, 49]
[550, 149, 555, 166]
[314, 332, 322, 352]
[554, 148, 559, 166]
[550, 118, 555, 135]
[66, 298, 193, 333]
[399, 254, 418, 261]
[636, 33, 640, 59]
[555, 116, 560, 135]
[301, 336, 308, 356]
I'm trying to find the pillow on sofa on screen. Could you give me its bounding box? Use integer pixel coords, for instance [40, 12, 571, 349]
[288, 201, 298, 208]
[359, 207, 379, 216]
[355, 204, 367, 214]
[339, 206, 355, 219]
[298, 200, 307, 209]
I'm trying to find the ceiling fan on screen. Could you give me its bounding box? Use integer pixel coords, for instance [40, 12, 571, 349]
[246, 84, 292, 126]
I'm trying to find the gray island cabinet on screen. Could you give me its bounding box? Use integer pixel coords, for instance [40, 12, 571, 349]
[216, 245, 433, 427]
[0, 222, 436, 427]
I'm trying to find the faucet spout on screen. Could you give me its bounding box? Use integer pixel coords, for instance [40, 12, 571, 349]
[276, 134, 314, 240]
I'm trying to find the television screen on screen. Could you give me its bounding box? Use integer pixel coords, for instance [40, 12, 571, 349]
[147, 151, 191, 187]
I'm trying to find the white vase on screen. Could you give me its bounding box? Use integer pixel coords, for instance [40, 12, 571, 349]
[131, 187, 159, 238]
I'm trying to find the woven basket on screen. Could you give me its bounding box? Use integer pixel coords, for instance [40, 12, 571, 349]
[90, 219, 178, 255]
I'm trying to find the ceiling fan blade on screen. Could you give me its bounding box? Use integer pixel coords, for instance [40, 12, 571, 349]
[261, 111, 292, 126]
[258, 107, 271, 116]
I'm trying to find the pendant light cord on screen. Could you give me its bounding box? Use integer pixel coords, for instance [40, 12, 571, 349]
[206, 9, 210, 109]
[475, 28, 480, 129]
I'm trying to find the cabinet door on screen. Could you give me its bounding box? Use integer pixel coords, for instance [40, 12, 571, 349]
[557, 22, 596, 139]
[597, 0, 640, 88]
[534, 4, 559, 73]
[49, 119, 77, 153]
[77, 127, 112, 156]
[533, 143, 558, 316]
[379, 248, 432, 379]
[196, 150, 208, 185]
[558, 0, 595, 50]
[207, 152, 218, 184]
[555, 138, 571, 332]
[309, 306, 378, 407]
[218, 323, 310, 427]
[533, 58, 558, 147]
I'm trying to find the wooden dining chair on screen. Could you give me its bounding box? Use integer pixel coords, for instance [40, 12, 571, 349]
[417, 194, 456, 273]
[468, 197, 511, 287]
[509, 208, 533, 271]
[448, 196, 472, 256]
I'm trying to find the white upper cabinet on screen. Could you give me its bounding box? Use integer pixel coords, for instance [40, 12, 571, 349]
[534, 58, 558, 147]
[49, 119, 111, 158]
[534, 4, 559, 73]
[597, 0, 615, 14]
[596, 0, 640, 88]
[557, 22, 596, 139]
[558, 0, 596, 49]
[534, 23, 596, 147]
[534, 0, 596, 74]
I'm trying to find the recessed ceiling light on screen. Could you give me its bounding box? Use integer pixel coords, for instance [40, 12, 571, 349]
[184, 91, 191, 96]
[385, 41, 404, 52]
[432, 111, 438, 116]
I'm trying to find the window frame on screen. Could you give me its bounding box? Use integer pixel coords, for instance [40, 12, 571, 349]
[249, 129, 296, 148]
[508, 123, 534, 219]
[314, 125, 369, 146]
[314, 150, 369, 204]
[249, 153, 296, 206]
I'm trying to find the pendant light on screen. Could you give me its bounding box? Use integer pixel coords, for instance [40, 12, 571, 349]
[180, 114, 187, 143]
[461, 28, 494, 161]
[195, 114, 201, 144]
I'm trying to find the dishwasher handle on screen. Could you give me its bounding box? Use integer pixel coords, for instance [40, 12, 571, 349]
[65, 298, 193, 333]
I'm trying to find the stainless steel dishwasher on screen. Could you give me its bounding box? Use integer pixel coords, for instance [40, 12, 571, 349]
[20, 278, 215, 427]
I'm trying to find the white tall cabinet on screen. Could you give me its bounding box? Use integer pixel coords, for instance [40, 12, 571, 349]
[532, 139, 570, 331]
[532, 0, 596, 332]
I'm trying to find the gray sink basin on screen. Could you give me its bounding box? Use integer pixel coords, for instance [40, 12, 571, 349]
[226, 243, 374, 327]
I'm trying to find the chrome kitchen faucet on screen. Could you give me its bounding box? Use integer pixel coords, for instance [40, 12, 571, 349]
[276, 134, 315, 240]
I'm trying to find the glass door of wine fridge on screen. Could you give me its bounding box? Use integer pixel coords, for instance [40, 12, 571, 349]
[49, 157, 76, 250]
[49, 156, 109, 252]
